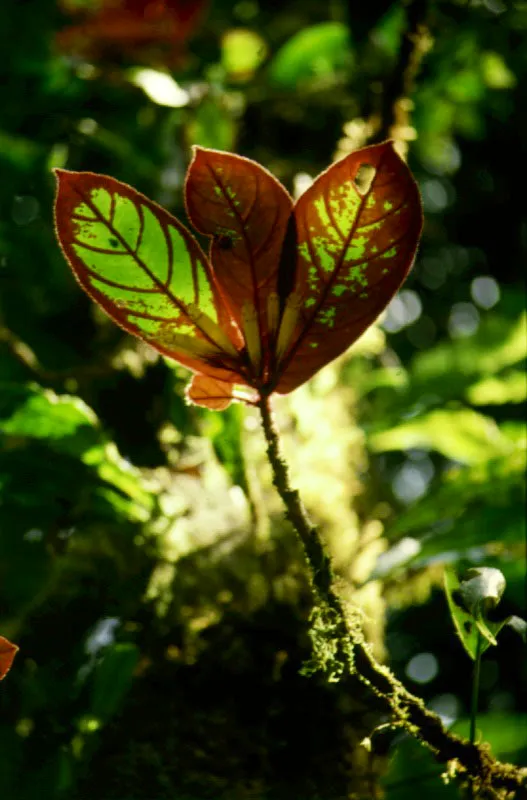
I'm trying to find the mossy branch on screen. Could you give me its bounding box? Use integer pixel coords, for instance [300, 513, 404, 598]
[258, 394, 527, 798]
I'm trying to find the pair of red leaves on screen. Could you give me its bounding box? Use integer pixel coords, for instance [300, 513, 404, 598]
[54, 141, 423, 409]
[0, 636, 18, 681]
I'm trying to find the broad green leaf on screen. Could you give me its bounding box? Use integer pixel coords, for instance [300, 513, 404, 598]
[0, 636, 18, 681]
[0, 382, 100, 459]
[369, 407, 513, 465]
[275, 142, 423, 393]
[0, 383, 153, 520]
[54, 169, 242, 387]
[269, 22, 353, 89]
[185, 147, 293, 378]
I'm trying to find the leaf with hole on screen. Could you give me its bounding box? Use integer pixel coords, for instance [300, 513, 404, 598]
[274, 141, 422, 393]
[54, 142, 422, 408]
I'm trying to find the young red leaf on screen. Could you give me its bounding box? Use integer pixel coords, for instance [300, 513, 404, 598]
[273, 141, 423, 393]
[186, 375, 235, 410]
[185, 147, 293, 377]
[54, 143, 422, 406]
[0, 636, 18, 681]
[54, 169, 246, 386]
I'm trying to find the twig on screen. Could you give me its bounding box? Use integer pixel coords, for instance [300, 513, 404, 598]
[258, 393, 527, 797]
[374, 0, 433, 149]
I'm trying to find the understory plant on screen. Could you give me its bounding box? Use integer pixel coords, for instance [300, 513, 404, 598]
[51, 142, 526, 797]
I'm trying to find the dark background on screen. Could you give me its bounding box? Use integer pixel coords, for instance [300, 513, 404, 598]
[0, 1, 525, 798]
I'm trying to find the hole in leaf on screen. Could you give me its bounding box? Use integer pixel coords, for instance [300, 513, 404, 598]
[354, 163, 376, 195]
[463, 621, 472, 634]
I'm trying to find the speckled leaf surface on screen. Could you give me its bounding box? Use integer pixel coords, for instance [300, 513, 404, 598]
[275, 142, 423, 393]
[54, 169, 243, 385]
[185, 148, 293, 365]
[54, 144, 422, 404]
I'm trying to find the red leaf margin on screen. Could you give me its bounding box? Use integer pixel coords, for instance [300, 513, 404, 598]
[0, 636, 19, 681]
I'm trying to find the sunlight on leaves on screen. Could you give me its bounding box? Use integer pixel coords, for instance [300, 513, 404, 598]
[369, 408, 513, 465]
[54, 142, 423, 406]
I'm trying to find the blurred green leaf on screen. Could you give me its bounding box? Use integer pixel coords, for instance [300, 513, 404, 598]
[381, 736, 459, 799]
[370, 5, 405, 58]
[481, 52, 516, 89]
[0, 384, 153, 528]
[186, 97, 237, 152]
[369, 407, 513, 465]
[452, 713, 527, 760]
[90, 643, 139, 722]
[411, 312, 527, 398]
[377, 443, 525, 569]
[466, 370, 527, 405]
[269, 22, 353, 89]
[0, 383, 100, 459]
[222, 28, 268, 82]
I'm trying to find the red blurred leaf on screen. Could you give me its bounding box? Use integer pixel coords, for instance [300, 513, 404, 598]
[274, 141, 423, 393]
[0, 636, 19, 681]
[186, 375, 235, 410]
[185, 147, 293, 379]
[54, 169, 247, 386]
[57, 0, 208, 66]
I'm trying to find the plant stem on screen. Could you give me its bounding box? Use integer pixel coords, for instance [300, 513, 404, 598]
[258, 393, 527, 796]
[373, 0, 432, 147]
[470, 632, 483, 746]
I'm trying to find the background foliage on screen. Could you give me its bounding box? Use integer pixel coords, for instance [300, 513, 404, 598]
[0, 1, 525, 798]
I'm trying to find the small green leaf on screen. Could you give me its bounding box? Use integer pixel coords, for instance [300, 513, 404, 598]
[444, 567, 495, 659]
[444, 567, 522, 660]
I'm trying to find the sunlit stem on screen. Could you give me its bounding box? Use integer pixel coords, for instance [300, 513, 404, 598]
[187, 305, 239, 357]
[266, 292, 280, 338]
[241, 301, 261, 374]
[275, 292, 302, 362]
[470, 631, 483, 746]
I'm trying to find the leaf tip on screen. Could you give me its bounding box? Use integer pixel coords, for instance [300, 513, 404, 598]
[0, 636, 19, 681]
